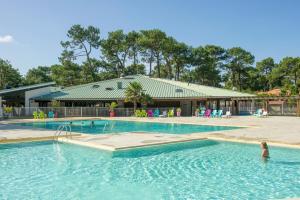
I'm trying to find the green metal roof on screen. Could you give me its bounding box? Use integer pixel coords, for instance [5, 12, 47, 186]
[34, 75, 254, 101]
[0, 82, 56, 95]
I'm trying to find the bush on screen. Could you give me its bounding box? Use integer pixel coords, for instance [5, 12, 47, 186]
[109, 102, 118, 112]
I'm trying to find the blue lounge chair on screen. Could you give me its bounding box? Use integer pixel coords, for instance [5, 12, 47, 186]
[199, 110, 205, 117]
[217, 110, 223, 118]
[48, 111, 54, 118]
[211, 110, 218, 118]
[253, 109, 262, 117]
[154, 109, 159, 117]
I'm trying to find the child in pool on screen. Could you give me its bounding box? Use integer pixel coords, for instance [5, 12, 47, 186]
[261, 142, 270, 159]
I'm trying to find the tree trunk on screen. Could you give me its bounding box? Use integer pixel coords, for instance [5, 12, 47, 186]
[156, 55, 160, 78]
[133, 101, 137, 112]
[176, 65, 180, 81]
[167, 61, 172, 80]
[149, 60, 152, 76]
[238, 71, 242, 91]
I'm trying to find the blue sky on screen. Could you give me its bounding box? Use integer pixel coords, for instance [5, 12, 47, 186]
[0, 0, 300, 74]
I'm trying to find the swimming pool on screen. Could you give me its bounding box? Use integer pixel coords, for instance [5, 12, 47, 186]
[17, 120, 240, 134]
[0, 140, 300, 199]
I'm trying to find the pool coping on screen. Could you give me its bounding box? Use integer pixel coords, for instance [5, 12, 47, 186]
[2, 117, 253, 128]
[1, 117, 300, 151]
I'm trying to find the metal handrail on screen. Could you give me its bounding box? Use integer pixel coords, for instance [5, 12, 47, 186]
[55, 124, 72, 139]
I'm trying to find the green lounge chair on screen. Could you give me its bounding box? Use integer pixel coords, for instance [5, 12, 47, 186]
[168, 109, 174, 117]
[39, 111, 46, 119]
[33, 111, 39, 119]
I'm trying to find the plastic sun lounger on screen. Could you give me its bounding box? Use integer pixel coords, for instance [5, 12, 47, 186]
[147, 110, 153, 117]
[262, 111, 268, 117]
[159, 111, 167, 118]
[204, 109, 211, 117]
[224, 111, 231, 118]
[199, 110, 205, 117]
[217, 110, 223, 117]
[48, 111, 54, 118]
[253, 109, 262, 117]
[153, 109, 159, 117]
[211, 110, 217, 118]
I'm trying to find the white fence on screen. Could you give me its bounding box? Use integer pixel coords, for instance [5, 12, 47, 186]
[238, 101, 298, 116]
[1, 107, 177, 119]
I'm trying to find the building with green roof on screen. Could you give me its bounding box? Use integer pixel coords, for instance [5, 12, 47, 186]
[33, 75, 254, 116]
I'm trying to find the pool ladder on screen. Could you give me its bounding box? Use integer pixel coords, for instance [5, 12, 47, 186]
[54, 124, 72, 139]
[102, 122, 115, 132]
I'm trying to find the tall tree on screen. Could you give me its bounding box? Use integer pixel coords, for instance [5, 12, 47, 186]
[140, 29, 167, 78]
[50, 61, 81, 86]
[256, 57, 276, 91]
[101, 30, 130, 77]
[173, 42, 191, 81]
[0, 59, 22, 89]
[127, 31, 141, 66]
[161, 36, 177, 79]
[225, 47, 255, 91]
[189, 45, 225, 86]
[278, 57, 300, 93]
[24, 66, 52, 85]
[60, 24, 101, 82]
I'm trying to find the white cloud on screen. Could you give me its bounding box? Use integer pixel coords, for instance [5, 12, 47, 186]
[0, 35, 14, 43]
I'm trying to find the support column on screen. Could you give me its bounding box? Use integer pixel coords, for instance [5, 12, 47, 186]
[251, 99, 255, 114]
[297, 99, 300, 117]
[0, 96, 2, 118]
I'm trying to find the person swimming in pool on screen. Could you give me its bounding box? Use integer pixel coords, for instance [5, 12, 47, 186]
[261, 142, 270, 159]
[90, 121, 95, 128]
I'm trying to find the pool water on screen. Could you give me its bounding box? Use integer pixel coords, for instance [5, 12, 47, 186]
[1, 140, 300, 199]
[17, 120, 240, 134]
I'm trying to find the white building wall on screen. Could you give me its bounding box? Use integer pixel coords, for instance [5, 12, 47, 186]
[25, 86, 53, 108]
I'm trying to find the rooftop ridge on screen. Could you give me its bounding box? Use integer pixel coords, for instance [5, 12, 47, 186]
[60, 75, 143, 91]
[0, 82, 56, 95]
[153, 77, 254, 96]
[149, 77, 208, 97]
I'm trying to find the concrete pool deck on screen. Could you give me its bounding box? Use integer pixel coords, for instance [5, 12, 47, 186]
[0, 116, 299, 150]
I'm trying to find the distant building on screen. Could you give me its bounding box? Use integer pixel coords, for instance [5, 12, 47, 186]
[31, 75, 254, 116]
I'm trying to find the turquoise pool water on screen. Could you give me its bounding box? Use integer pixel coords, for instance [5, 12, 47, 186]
[17, 120, 240, 134]
[1, 140, 300, 199]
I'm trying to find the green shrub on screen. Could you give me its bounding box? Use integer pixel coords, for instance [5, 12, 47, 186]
[109, 102, 118, 112]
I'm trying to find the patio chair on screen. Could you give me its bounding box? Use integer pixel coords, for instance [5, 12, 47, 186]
[48, 111, 54, 118]
[225, 111, 231, 118]
[262, 110, 268, 117]
[217, 110, 223, 118]
[211, 110, 217, 118]
[153, 109, 159, 117]
[204, 109, 211, 117]
[199, 110, 205, 117]
[38, 111, 46, 119]
[159, 110, 167, 118]
[253, 109, 262, 117]
[33, 111, 39, 119]
[168, 109, 174, 117]
[147, 109, 153, 117]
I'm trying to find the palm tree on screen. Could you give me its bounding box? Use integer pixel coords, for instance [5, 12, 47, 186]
[125, 81, 144, 111]
[141, 93, 153, 107]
